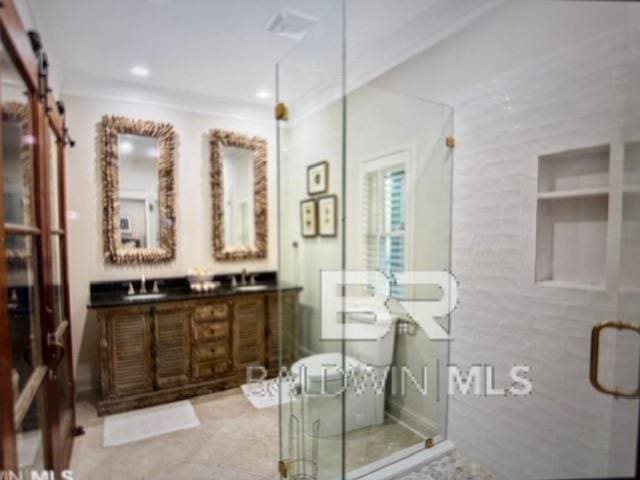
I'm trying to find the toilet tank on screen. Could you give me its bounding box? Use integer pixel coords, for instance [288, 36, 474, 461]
[345, 308, 397, 367]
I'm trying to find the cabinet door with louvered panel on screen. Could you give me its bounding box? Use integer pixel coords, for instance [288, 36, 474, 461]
[266, 292, 299, 373]
[232, 295, 266, 375]
[153, 306, 191, 389]
[105, 310, 153, 397]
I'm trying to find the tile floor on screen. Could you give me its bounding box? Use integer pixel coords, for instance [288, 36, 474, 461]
[291, 415, 424, 480]
[70, 388, 423, 480]
[396, 451, 495, 480]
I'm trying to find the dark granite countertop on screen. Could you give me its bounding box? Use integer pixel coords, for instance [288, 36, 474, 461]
[87, 271, 302, 309]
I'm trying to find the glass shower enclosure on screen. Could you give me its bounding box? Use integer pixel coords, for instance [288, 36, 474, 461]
[275, 2, 454, 478]
[273, 3, 640, 479]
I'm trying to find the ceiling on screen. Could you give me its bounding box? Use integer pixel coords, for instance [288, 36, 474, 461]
[24, 0, 500, 119]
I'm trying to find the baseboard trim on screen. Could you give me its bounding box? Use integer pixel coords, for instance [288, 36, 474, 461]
[74, 366, 96, 395]
[353, 440, 456, 480]
[385, 399, 439, 437]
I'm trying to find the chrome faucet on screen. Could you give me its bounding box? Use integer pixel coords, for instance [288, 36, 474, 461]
[140, 273, 147, 294]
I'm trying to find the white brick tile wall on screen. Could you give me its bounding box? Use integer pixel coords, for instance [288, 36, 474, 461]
[446, 29, 640, 479]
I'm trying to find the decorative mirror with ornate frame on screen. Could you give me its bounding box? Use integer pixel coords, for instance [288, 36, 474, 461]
[100, 115, 176, 264]
[210, 129, 267, 260]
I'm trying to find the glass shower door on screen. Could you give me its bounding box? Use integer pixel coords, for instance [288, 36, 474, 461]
[342, 86, 454, 477]
[275, 4, 455, 479]
[276, 1, 346, 479]
[604, 140, 640, 476]
[585, 142, 640, 478]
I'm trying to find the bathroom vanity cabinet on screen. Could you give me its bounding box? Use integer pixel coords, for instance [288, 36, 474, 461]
[94, 289, 299, 415]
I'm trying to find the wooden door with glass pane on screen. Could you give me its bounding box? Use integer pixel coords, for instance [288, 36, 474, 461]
[0, 1, 76, 475]
[46, 116, 76, 470]
[0, 36, 51, 474]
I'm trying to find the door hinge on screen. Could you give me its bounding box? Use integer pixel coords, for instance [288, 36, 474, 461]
[278, 459, 289, 478]
[445, 137, 455, 149]
[275, 102, 289, 121]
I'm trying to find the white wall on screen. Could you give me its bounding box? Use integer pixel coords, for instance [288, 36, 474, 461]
[63, 94, 277, 392]
[374, 1, 640, 478]
[279, 99, 344, 357]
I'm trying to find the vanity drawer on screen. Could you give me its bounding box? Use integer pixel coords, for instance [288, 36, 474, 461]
[193, 342, 229, 362]
[192, 320, 229, 344]
[192, 360, 231, 380]
[194, 302, 229, 322]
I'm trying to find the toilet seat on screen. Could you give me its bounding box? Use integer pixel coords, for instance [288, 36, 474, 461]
[291, 352, 363, 382]
[288, 352, 388, 437]
[287, 301, 397, 436]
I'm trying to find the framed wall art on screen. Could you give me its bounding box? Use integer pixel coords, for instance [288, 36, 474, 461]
[317, 194, 337, 237]
[300, 199, 317, 238]
[307, 160, 329, 195]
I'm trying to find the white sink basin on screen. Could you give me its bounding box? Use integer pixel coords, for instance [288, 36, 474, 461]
[123, 293, 168, 301]
[235, 285, 269, 292]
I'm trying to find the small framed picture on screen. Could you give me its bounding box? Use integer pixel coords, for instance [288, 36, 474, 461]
[307, 161, 329, 195]
[300, 199, 317, 238]
[120, 217, 132, 234]
[317, 195, 337, 237]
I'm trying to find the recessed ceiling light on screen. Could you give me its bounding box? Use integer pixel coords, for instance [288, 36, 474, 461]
[130, 65, 150, 77]
[255, 89, 271, 99]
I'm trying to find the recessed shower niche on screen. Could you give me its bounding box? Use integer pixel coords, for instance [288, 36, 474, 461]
[535, 145, 610, 289]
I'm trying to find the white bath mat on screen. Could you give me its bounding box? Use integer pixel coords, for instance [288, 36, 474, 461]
[17, 430, 42, 469]
[241, 379, 292, 409]
[103, 401, 200, 447]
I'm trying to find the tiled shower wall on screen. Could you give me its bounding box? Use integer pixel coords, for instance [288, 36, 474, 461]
[448, 29, 640, 479]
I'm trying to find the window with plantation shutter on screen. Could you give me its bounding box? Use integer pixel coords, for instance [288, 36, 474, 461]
[363, 152, 407, 298]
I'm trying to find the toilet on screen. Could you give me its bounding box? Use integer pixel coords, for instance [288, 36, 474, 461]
[289, 303, 397, 437]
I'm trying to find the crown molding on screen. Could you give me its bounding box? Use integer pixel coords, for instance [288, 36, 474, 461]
[29, 0, 502, 128]
[61, 71, 274, 125]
